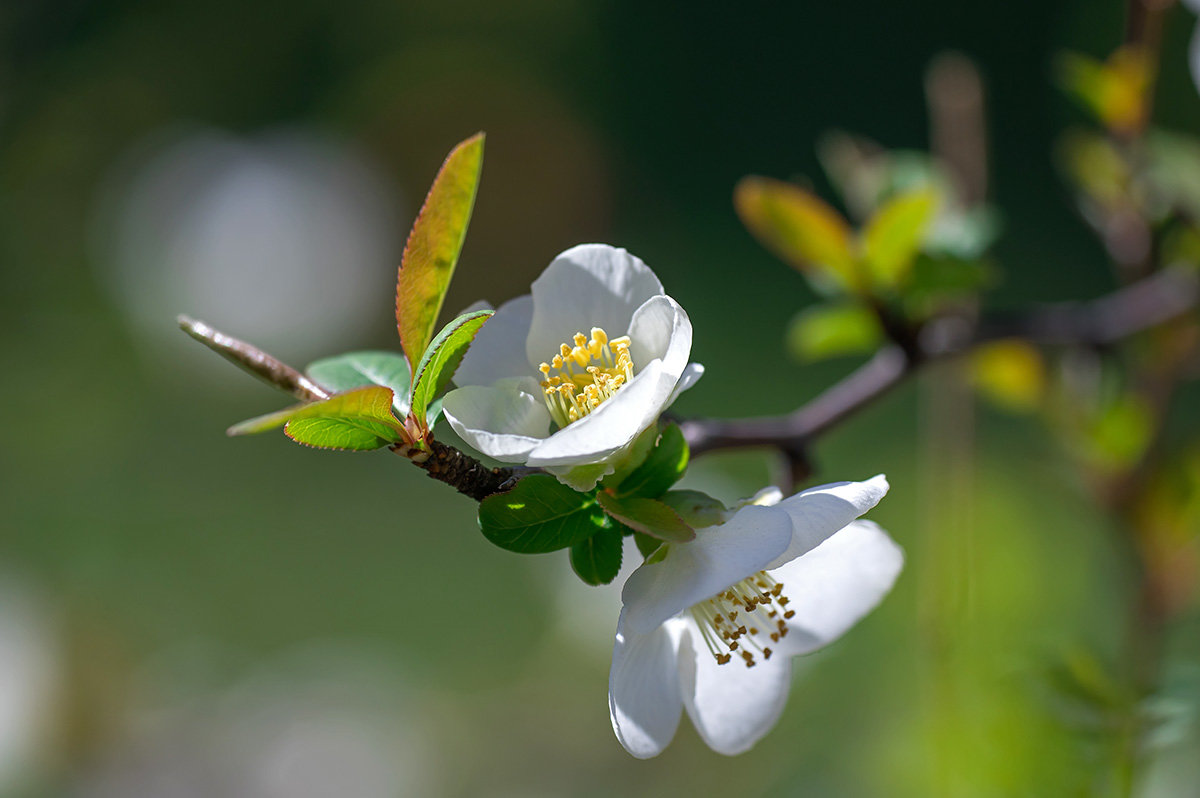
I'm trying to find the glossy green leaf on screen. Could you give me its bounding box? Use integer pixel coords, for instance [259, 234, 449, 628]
[612, 424, 689, 498]
[478, 474, 607, 554]
[633, 531, 665, 559]
[659, 489, 728, 529]
[410, 310, 493, 431]
[395, 133, 485, 371]
[306, 351, 413, 415]
[284, 416, 399, 451]
[734, 176, 861, 292]
[569, 527, 623, 586]
[227, 385, 406, 451]
[595, 492, 694, 543]
[786, 303, 883, 362]
[861, 187, 937, 287]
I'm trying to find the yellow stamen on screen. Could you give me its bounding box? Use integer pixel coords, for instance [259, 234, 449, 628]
[537, 325, 636, 428]
[688, 571, 793, 668]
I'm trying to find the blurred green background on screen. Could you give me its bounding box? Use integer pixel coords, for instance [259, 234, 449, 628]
[2, 0, 1199, 795]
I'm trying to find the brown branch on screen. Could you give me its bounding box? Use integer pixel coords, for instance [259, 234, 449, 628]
[178, 315, 331, 402]
[179, 315, 521, 500]
[682, 267, 1200, 460]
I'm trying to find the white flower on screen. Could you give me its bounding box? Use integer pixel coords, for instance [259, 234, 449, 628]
[608, 475, 902, 758]
[443, 244, 703, 490]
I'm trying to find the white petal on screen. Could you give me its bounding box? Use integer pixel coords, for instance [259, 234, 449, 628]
[453, 294, 535, 388]
[677, 624, 792, 755]
[767, 474, 890, 569]
[544, 460, 615, 492]
[628, 295, 692, 384]
[608, 612, 685, 759]
[524, 359, 666, 467]
[441, 378, 551, 461]
[666, 362, 705, 406]
[525, 244, 665, 367]
[770, 520, 904, 658]
[621, 505, 793, 636]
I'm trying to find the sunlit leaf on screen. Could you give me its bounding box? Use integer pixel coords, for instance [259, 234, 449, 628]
[611, 424, 689, 498]
[569, 527, 623, 585]
[395, 133, 485, 371]
[596, 492, 694, 543]
[478, 474, 608, 554]
[734, 176, 861, 292]
[228, 385, 406, 451]
[861, 187, 937, 287]
[1086, 395, 1154, 469]
[659, 489, 728, 529]
[970, 341, 1046, 412]
[786, 303, 883, 362]
[1057, 47, 1149, 135]
[410, 309, 493, 433]
[307, 351, 413, 415]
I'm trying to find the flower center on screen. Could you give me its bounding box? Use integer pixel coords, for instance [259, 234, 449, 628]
[538, 327, 634, 428]
[688, 571, 795, 668]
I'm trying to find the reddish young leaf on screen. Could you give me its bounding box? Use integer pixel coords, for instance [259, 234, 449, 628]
[396, 133, 485, 373]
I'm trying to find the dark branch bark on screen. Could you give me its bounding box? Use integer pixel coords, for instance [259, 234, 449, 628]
[682, 267, 1200, 460]
[404, 440, 522, 501]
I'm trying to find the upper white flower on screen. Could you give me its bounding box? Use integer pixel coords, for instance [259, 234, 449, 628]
[608, 475, 902, 758]
[443, 244, 703, 490]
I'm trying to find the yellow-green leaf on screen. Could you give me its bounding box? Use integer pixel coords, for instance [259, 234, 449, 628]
[395, 133, 485, 371]
[786, 303, 883, 362]
[1057, 47, 1149, 135]
[734, 176, 860, 292]
[410, 309, 493, 434]
[596, 492, 694, 543]
[861, 187, 937, 288]
[227, 385, 405, 452]
[969, 341, 1045, 412]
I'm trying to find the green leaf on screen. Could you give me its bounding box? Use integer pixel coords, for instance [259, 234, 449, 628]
[569, 527, 623, 586]
[395, 133, 485, 371]
[612, 424, 689, 498]
[633, 531, 664, 559]
[306, 351, 412, 415]
[410, 310, 493, 431]
[227, 386, 406, 451]
[478, 474, 607, 554]
[659, 489, 728, 528]
[284, 416, 399, 451]
[734, 176, 861, 293]
[861, 187, 936, 288]
[595, 492, 694, 543]
[786, 303, 883, 362]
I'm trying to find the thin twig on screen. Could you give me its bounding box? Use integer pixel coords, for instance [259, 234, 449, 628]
[178, 315, 330, 402]
[682, 267, 1200, 459]
[179, 315, 522, 500]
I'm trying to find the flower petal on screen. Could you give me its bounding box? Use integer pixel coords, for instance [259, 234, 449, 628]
[525, 244, 665, 367]
[453, 294, 535, 388]
[524, 359, 666, 467]
[667, 362, 704, 406]
[609, 612, 685, 759]
[677, 624, 793, 756]
[770, 520, 904, 658]
[767, 474, 890, 569]
[621, 505, 793, 636]
[628, 295, 692, 383]
[441, 377, 551, 461]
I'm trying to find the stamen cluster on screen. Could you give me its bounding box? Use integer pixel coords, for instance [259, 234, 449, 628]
[538, 327, 634, 428]
[689, 571, 795, 668]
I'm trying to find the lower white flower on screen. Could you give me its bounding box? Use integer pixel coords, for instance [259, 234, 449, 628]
[608, 475, 902, 758]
